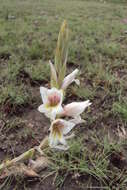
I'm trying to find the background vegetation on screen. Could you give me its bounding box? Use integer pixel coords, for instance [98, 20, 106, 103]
[0, 0, 127, 189]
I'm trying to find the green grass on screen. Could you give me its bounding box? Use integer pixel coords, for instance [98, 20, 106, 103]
[44, 136, 127, 189]
[70, 86, 95, 100]
[0, 0, 127, 189]
[0, 84, 31, 114]
[24, 60, 50, 83]
[113, 101, 127, 122]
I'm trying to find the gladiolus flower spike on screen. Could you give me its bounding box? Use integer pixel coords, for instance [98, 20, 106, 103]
[38, 20, 92, 151]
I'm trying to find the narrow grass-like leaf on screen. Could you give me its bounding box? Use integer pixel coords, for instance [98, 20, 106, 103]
[54, 20, 69, 88]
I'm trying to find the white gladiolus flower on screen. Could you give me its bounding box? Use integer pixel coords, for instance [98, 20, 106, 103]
[38, 87, 63, 120]
[62, 100, 92, 119]
[61, 69, 80, 90]
[49, 61, 79, 90]
[49, 118, 82, 150]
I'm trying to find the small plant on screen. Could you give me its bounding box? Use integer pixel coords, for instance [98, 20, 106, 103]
[71, 85, 95, 100]
[113, 101, 127, 122]
[0, 20, 92, 178]
[0, 84, 30, 114]
[28, 40, 43, 60]
[24, 60, 50, 83]
[38, 20, 92, 150]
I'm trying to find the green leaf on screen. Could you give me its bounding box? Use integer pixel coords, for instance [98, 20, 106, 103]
[54, 20, 69, 88]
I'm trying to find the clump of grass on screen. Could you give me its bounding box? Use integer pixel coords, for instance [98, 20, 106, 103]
[71, 86, 95, 100]
[98, 42, 121, 58]
[0, 45, 11, 60]
[92, 135, 123, 155]
[27, 40, 43, 60]
[0, 84, 31, 114]
[113, 101, 127, 122]
[1, 117, 26, 134]
[24, 60, 50, 83]
[45, 138, 108, 188]
[85, 61, 120, 96]
[44, 134, 127, 188]
[7, 59, 25, 82]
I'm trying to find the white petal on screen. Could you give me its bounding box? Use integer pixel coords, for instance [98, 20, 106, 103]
[50, 105, 64, 120]
[59, 136, 67, 145]
[74, 79, 80, 86]
[49, 132, 59, 147]
[50, 112, 56, 121]
[47, 87, 63, 105]
[49, 119, 78, 149]
[49, 60, 57, 83]
[62, 69, 79, 90]
[44, 110, 53, 120]
[40, 104, 63, 121]
[38, 104, 46, 113]
[55, 119, 76, 135]
[50, 110, 57, 121]
[55, 105, 64, 116]
[40, 108, 55, 120]
[56, 89, 63, 106]
[38, 105, 54, 120]
[39, 87, 63, 120]
[40, 87, 48, 104]
[49, 122, 65, 146]
[51, 145, 69, 151]
[70, 116, 86, 124]
[47, 87, 63, 97]
[50, 119, 76, 135]
[69, 117, 85, 124]
[63, 100, 92, 118]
